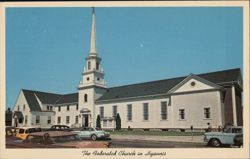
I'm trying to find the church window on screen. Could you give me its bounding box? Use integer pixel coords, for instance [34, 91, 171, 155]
[112, 105, 117, 117]
[143, 103, 149, 121]
[66, 116, 70, 124]
[18, 118, 23, 123]
[204, 108, 211, 119]
[88, 61, 91, 70]
[179, 109, 185, 120]
[100, 107, 104, 118]
[23, 104, 25, 111]
[67, 105, 70, 111]
[57, 116, 61, 124]
[47, 116, 51, 124]
[25, 115, 28, 124]
[103, 120, 107, 127]
[75, 116, 79, 124]
[84, 94, 88, 102]
[58, 106, 61, 112]
[36, 116, 40, 124]
[161, 101, 167, 120]
[96, 61, 99, 70]
[47, 105, 50, 111]
[87, 77, 90, 81]
[127, 104, 132, 121]
[76, 104, 79, 110]
[17, 105, 20, 111]
[97, 77, 100, 81]
[191, 81, 196, 87]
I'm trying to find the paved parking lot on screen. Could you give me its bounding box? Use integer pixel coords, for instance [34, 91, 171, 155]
[109, 139, 206, 148]
[108, 134, 205, 148]
[110, 134, 204, 143]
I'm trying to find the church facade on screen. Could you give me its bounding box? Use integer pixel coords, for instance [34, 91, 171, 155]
[11, 8, 243, 131]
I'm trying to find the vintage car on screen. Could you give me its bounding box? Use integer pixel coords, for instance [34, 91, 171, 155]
[6, 126, 15, 136]
[204, 126, 243, 147]
[7, 131, 111, 148]
[233, 134, 243, 147]
[73, 127, 110, 141]
[14, 127, 42, 140]
[48, 125, 73, 132]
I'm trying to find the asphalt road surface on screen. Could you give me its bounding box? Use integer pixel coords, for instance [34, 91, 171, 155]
[109, 139, 207, 148]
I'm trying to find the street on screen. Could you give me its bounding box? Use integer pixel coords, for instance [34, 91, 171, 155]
[109, 139, 207, 148]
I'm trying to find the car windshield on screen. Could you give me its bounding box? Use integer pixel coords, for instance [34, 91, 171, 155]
[224, 127, 242, 133]
[25, 128, 42, 133]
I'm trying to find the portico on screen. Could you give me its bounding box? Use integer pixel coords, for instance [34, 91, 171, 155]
[80, 108, 91, 127]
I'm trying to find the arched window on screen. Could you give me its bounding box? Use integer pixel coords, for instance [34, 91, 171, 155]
[88, 61, 91, 70]
[96, 61, 99, 70]
[84, 94, 88, 102]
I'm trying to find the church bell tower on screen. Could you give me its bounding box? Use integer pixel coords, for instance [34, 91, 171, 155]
[78, 8, 107, 127]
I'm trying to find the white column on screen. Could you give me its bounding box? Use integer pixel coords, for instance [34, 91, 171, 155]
[231, 86, 237, 126]
[216, 91, 223, 126]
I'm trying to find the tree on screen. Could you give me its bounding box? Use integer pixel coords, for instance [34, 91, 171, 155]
[7, 107, 11, 113]
[115, 113, 121, 130]
[96, 115, 101, 128]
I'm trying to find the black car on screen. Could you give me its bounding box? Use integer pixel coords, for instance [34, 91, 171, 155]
[234, 134, 243, 147]
[49, 125, 72, 132]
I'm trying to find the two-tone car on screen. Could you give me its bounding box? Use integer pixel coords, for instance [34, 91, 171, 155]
[73, 127, 110, 141]
[204, 126, 243, 147]
[14, 127, 42, 140]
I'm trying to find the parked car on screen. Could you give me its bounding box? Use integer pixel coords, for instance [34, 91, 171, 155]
[204, 126, 243, 147]
[73, 127, 110, 141]
[14, 127, 42, 140]
[233, 134, 243, 147]
[49, 125, 72, 132]
[6, 131, 111, 148]
[5, 126, 15, 136]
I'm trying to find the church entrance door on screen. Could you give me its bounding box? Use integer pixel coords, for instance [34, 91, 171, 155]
[83, 114, 89, 127]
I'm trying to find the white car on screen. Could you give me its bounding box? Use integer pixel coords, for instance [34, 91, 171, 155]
[204, 126, 243, 147]
[73, 127, 110, 141]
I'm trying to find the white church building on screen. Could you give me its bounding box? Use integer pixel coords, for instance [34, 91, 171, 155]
[11, 8, 243, 131]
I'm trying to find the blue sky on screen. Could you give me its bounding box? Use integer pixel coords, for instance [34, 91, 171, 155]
[6, 7, 243, 109]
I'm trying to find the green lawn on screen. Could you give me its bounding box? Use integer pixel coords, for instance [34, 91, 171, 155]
[109, 130, 204, 136]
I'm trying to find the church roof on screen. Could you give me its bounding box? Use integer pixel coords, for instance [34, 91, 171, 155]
[55, 93, 78, 105]
[22, 89, 78, 111]
[96, 68, 241, 102]
[21, 68, 241, 109]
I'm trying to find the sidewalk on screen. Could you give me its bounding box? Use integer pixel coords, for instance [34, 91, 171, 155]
[111, 134, 204, 143]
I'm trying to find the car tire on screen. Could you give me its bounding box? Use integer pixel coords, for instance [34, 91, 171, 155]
[91, 134, 97, 141]
[210, 139, 221, 147]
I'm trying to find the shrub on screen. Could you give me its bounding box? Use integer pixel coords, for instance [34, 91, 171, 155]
[115, 113, 121, 130]
[96, 115, 101, 128]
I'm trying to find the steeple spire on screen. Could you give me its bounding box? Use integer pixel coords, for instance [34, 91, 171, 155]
[79, 7, 106, 90]
[90, 7, 97, 55]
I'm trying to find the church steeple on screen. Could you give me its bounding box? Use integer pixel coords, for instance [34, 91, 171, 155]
[77, 7, 107, 128]
[78, 7, 106, 89]
[89, 7, 97, 55]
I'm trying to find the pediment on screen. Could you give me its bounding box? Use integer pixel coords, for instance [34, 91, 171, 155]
[80, 108, 91, 113]
[168, 74, 221, 94]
